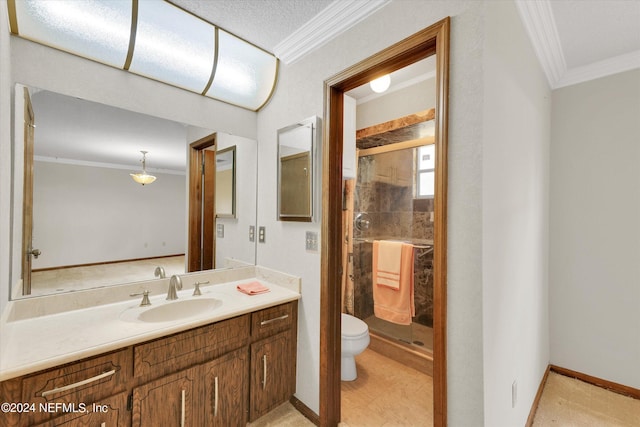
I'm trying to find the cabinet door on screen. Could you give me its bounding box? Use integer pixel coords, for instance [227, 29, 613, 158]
[33, 392, 128, 427]
[132, 367, 197, 427]
[249, 331, 294, 421]
[200, 348, 249, 427]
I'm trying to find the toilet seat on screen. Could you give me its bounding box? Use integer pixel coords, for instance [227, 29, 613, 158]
[341, 313, 368, 339]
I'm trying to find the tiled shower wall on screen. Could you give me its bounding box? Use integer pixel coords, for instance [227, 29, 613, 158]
[352, 149, 434, 327]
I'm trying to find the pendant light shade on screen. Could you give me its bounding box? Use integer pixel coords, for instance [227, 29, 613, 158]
[130, 151, 156, 185]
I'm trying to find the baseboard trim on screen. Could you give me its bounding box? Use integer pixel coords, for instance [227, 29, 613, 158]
[290, 395, 320, 426]
[526, 365, 551, 427]
[550, 364, 640, 400]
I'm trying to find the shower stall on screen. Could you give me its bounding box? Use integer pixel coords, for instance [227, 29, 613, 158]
[343, 126, 436, 373]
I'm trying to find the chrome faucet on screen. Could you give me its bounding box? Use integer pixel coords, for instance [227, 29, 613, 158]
[166, 275, 182, 300]
[154, 266, 166, 279]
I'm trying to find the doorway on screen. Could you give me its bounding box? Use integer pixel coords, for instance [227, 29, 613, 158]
[319, 18, 450, 426]
[188, 133, 217, 272]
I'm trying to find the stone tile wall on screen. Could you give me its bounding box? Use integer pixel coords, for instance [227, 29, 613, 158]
[352, 148, 434, 327]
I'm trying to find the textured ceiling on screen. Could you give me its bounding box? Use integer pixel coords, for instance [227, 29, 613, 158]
[551, 0, 640, 69]
[169, 0, 333, 52]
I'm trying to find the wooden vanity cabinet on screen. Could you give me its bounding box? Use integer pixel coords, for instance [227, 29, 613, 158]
[0, 300, 298, 427]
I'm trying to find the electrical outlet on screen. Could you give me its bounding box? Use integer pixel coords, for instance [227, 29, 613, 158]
[305, 231, 318, 251]
[249, 225, 255, 242]
[258, 226, 266, 243]
[512, 380, 517, 408]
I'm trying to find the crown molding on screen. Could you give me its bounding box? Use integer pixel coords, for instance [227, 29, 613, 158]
[273, 0, 391, 65]
[514, 0, 566, 88]
[515, 0, 640, 89]
[555, 49, 640, 88]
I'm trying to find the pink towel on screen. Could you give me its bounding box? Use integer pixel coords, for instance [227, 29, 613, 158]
[237, 281, 270, 295]
[372, 242, 414, 325]
[375, 240, 404, 289]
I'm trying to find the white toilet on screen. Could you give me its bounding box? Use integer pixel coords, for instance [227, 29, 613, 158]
[341, 313, 370, 381]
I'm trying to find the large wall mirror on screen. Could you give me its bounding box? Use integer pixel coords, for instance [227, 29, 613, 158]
[277, 116, 320, 222]
[11, 84, 258, 299]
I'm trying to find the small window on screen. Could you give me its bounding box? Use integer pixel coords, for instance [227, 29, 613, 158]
[416, 145, 435, 198]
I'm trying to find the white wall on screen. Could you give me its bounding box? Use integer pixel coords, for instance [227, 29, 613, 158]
[32, 161, 185, 269]
[256, 1, 486, 423]
[482, 1, 550, 425]
[215, 133, 258, 267]
[550, 68, 640, 389]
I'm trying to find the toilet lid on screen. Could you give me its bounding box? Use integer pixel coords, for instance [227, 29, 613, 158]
[341, 313, 368, 336]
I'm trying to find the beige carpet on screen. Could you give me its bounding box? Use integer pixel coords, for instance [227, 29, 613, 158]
[533, 372, 640, 426]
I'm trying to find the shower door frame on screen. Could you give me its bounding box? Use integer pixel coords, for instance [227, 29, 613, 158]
[319, 17, 450, 427]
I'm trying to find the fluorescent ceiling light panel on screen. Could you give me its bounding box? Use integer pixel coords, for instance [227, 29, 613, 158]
[206, 29, 278, 111]
[13, 0, 132, 68]
[129, 1, 216, 93]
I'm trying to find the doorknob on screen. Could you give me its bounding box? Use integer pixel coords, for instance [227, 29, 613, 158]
[29, 248, 41, 259]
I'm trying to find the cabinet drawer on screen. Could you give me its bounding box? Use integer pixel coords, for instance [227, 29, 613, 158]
[134, 314, 250, 381]
[21, 349, 131, 425]
[251, 302, 295, 341]
[33, 391, 129, 427]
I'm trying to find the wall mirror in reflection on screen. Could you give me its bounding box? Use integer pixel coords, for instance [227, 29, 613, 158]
[215, 145, 236, 218]
[277, 116, 319, 222]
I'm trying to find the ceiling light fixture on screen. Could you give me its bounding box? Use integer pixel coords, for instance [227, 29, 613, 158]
[369, 74, 391, 93]
[7, 0, 278, 111]
[130, 150, 156, 185]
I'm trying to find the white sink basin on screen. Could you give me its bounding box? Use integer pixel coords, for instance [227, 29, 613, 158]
[121, 298, 222, 323]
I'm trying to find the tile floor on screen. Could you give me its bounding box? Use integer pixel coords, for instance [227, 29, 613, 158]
[256, 349, 640, 426]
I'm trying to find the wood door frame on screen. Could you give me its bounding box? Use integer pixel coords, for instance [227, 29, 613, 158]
[188, 133, 217, 272]
[320, 17, 450, 426]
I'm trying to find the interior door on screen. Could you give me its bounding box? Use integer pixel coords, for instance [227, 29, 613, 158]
[21, 87, 36, 295]
[202, 149, 216, 270]
[188, 134, 217, 272]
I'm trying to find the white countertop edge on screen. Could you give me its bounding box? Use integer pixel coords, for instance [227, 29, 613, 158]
[0, 280, 300, 382]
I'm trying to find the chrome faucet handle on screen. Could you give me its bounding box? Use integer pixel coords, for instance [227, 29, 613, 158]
[130, 290, 151, 306]
[192, 281, 210, 296]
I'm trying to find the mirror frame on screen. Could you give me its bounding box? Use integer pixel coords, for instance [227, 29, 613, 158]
[277, 115, 320, 222]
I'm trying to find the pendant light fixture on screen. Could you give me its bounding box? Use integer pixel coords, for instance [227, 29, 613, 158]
[130, 150, 156, 185]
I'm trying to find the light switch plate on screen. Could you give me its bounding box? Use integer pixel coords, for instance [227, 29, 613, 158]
[306, 231, 318, 252]
[249, 225, 255, 242]
[216, 223, 224, 238]
[258, 226, 266, 243]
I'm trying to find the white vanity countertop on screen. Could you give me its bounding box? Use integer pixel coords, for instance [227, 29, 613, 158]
[0, 277, 300, 382]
